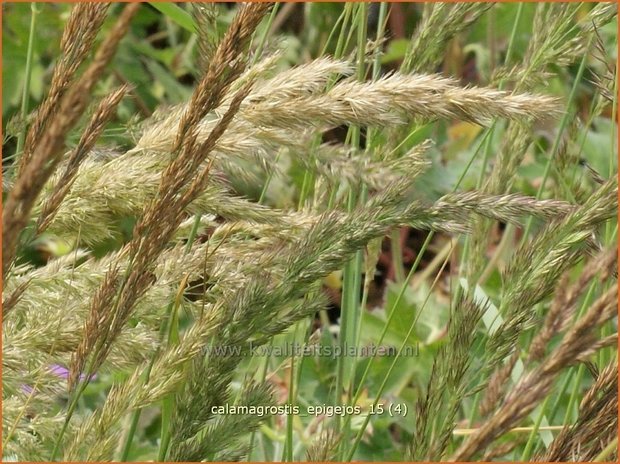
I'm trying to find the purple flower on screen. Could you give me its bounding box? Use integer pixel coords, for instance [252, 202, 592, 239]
[20, 364, 96, 395]
[20, 384, 34, 395]
[49, 364, 96, 381]
[49, 364, 71, 379]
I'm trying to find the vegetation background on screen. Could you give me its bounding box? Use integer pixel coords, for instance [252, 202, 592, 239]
[2, 1, 618, 462]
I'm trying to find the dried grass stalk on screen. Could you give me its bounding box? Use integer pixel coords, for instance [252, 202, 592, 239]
[538, 362, 618, 461]
[3, 4, 109, 278]
[451, 285, 618, 461]
[3, 3, 139, 279]
[36, 85, 130, 234]
[18, 3, 110, 170]
[528, 247, 617, 361]
[69, 2, 270, 391]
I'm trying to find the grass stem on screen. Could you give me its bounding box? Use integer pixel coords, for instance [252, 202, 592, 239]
[15, 3, 39, 161]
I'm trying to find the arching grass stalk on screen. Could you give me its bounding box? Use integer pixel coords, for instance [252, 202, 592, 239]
[457, 2, 523, 290]
[282, 346, 296, 462]
[183, 2, 279, 263]
[3, 231, 83, 451]
[247, 151, 283, 459]
[118, 297, 177, 461]
[349, 0, 390, 388]
[503, 3, 523, 66]
[331, 3, 353, 59]
[251, 3, 280, 66]
[340, 3, 392, 456]
[282, 322, 305, 462]
[250, 6, 358, 459]
[461, 26, 591, 452]
[341, 126, 494, 460]
[120, 221, 232, 460]
[520, 36, 593, 241]
[484, 76, 617, 461]
[520, 396, 551, 460]
[488, 50, 595, 455]
[519, 253, 614, 460]
[50, 376, 90, 461]
[345, 242, 454, 462]
[14, 3, 39, 164]
[599, 59, 618, 368]
[318, 5, 347, 57]
[51, 252, 139, 461]
[593, 437, 618, 462]
[156, 279, 184, 462]
[334, 5, 367, 459]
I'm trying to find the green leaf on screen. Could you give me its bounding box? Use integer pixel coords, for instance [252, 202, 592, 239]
[149, 2, 196, 33]
[380, 39, 409, 65]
